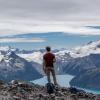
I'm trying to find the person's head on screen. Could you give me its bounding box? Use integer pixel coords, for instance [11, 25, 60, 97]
[46, 46, 51, 52]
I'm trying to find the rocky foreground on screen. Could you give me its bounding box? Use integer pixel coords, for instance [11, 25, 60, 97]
[0, 80, 100, 100]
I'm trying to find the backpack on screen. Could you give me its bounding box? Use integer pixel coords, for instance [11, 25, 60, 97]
[46, 83, 55, 94]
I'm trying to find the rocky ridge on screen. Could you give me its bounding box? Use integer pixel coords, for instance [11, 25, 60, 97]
[0, 80, 99, 100]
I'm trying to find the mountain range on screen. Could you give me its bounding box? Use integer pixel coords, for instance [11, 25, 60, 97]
[0, 40, 100, 90]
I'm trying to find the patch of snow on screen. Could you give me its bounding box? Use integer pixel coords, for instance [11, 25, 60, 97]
[55, 50, 70, 56]
[18, 51, 43, 64]
[0, 54, 4, 61]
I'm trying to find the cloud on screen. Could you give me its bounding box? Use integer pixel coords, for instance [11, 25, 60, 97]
[0, 37, 46, 43]
[0, 21, 100, 36]
[0, 0, 100, 36]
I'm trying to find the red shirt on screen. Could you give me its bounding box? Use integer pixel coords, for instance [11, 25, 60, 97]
[43, 52, 55, 67]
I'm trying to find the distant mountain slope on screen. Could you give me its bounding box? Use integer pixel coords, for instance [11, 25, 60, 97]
[63, 54, 100, 75]
[70, 67, 100, 90]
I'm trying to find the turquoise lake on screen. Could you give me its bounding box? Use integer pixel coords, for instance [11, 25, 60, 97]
[32, 74, 100, 94]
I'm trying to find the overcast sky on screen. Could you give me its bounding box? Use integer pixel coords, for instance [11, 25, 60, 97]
[0, 0, 100, 36]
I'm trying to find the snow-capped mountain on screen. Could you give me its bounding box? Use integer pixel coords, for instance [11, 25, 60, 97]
[0, 46, 42, 81]
[0, 46, 15, 62]
[70, 40, 100, 58]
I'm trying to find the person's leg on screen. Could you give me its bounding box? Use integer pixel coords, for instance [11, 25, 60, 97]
[46, 69, 51, 83]
[51, 68, 57, 85]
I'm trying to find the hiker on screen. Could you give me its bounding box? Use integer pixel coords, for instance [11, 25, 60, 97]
[43, 46, 58, 85]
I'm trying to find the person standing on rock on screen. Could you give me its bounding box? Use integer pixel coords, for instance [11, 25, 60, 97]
[43, 46, 58, 85]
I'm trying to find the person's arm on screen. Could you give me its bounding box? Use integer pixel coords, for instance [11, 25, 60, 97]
[43, 59, 45, 70]
[53, 54, 56, 63]
[53, 58, 56, 63]
[43, 56, 46, 73]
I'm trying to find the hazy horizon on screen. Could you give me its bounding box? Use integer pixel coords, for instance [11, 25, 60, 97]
[0, 32, 100, 50]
